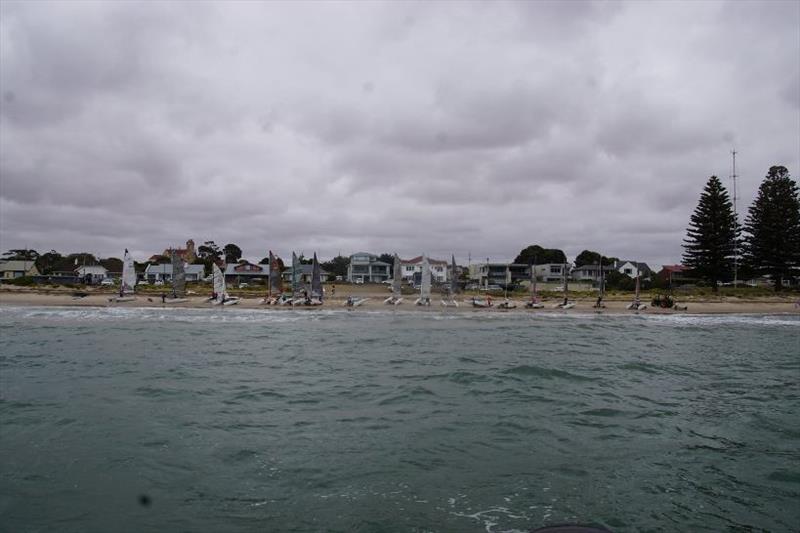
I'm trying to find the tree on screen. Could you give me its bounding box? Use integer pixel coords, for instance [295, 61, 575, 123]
[197, 241, 222, 261]
[67, 252, 98, 265]
[35, 250, 62, 274]
[743, 166, 800, 291]
[514, 245, 566, 265]
[223, 243, 242, 263]
[574, 250, 601, 267]
[3, 249, 39, 260]
[321, 255, 350, 278]
[378, 253, 395, 275]
[682, 175, 740, 292]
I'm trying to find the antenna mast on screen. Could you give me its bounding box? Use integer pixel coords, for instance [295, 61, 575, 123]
[731, 149, 739, 287]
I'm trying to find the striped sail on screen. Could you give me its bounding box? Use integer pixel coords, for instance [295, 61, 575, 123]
[122, 249, 136, 295]
[171, 250, 186, 297]
[311, 253, 322, 300]
[213, 263, 225, 303]
[392, 254, 402, 299]
[420, 256, 431, 300]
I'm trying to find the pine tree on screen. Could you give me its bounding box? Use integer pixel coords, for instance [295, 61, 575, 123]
[682, 176, 740, 292]
[743, 166, 800, 291]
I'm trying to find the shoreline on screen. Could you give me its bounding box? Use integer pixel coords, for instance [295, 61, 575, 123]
[2, 289, 798, 315]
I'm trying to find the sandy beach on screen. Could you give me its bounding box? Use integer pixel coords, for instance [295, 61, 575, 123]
[2, 286, 798, 315]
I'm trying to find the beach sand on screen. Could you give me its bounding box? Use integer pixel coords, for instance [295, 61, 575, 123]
[2, 286, 798, 315]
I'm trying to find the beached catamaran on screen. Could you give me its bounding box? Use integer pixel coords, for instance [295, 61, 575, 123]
[525, 257, 543, 308]
[441, 255, 459, 307]
[553, 262, 575, 309]
[164, 250, 189, 304]
[307, 252, 323, 306]
[113, 248, 137, 302]
[212, 262, 239, 306]
[415, 255, 432, 306]
[260, 250, 277, 305]
[594, 262, 606, 311]
[384, 254, 403, 305]
[627, 267, 647, 311]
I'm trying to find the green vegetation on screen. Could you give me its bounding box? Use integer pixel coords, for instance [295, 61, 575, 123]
[514, 245, 566, 265]
[682, 176, 740, 292]
[743, 166, 800, 292]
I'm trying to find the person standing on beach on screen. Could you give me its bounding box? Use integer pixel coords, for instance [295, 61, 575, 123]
[161, 292, 166, 304]
[331, 284, 336, 296]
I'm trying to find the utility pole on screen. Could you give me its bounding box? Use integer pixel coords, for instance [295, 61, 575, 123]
[731, 149, 739, 287]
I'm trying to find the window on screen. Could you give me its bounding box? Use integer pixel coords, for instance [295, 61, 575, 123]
[624, 268, 632, 275]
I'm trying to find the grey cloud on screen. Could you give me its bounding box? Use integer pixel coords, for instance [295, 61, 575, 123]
[1, 0, 798, 270]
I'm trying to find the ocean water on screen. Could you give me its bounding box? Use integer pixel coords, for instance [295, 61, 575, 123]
[0, 306, 798, 533]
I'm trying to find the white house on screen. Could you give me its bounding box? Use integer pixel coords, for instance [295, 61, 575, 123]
[400, 256, 449, 283]
[614, 261, 652, 280]
[145, 263, 205, 282]
[533, 263, 569, 283]
[75, 265, 108, 281]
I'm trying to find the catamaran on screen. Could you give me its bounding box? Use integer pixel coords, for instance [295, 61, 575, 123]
[415, 256, 432, 306]
[164, 250, 189, 304]
[497, 268, 517, 309]
[211, 263, 239, 305]
[384, 254, 403, 305]
[627, 267, 647, 311]
[260, 250, 279, 304]
[553, 262, 575, 309]
[306, 252, 323, 306]
[113, 249, 137, 302]
[290, 252, 306, 305]
[593, 263, 607, 311]
[441, 255, 459, 307]
[525, 257, 543, 308]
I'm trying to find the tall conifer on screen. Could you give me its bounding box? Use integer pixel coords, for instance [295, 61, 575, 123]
[682, 176, 739, 292]
[743, 166, 800, 291]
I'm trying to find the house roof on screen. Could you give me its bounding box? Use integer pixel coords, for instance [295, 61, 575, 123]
[225, 262, 268, 275]
[0, 260, 37, 272]
[616, 260, 652, 274]
[145, 263, 204, 275]
[401, 256, 448, 265]
[76, 265, 108, 274]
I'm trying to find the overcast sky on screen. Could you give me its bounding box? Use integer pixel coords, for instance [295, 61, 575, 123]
[1, 0, 798, 267]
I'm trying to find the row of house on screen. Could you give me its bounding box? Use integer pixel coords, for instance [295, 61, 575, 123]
[344, 253, 656, 287]
[347, 253, 451, 283]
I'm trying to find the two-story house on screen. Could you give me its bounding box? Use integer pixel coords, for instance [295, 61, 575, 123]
[400, 256, 449, 283]
[347, 253, 390, 283]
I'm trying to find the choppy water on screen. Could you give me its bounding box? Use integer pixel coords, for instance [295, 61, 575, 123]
[1, 306, 798, 532]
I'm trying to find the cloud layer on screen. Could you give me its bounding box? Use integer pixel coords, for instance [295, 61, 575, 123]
[2, 0, 798, 266]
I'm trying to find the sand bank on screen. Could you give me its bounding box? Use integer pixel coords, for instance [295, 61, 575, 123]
[2, 288, 798, 315]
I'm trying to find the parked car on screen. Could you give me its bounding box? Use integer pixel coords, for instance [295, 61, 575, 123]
[154, 280, 164, 286]
[481, 284, 502, 291]
[137, 280, 149, 286]
[100, 278, 116, 286]
[238, 283, 249, 288]
[354, 278, 364, 285]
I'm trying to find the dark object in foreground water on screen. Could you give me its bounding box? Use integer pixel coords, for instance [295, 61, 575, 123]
[138, 494, 151, 507]
[531, 526, 612, 533]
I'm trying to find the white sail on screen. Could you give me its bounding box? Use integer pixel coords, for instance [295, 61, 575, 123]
[392, 254, 402, 299]
[420, 256, 431, 300]
[213, 263, 225, 303]
[121, 249, 136, 295]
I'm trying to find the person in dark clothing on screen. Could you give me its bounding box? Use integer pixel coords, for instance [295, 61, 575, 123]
[161, 293, 166, 304]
